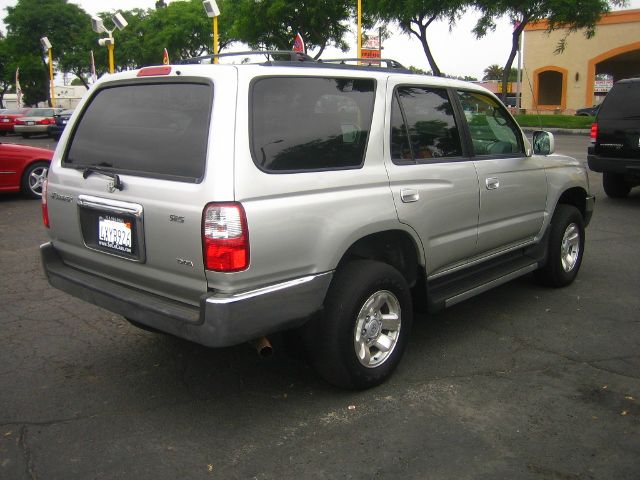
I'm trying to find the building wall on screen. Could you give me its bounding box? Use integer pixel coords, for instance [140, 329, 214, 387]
[522, 9, 640, 113]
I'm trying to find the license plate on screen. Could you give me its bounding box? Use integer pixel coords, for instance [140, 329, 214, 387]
[62, 119, 67, 124]
[1, 119, 8, 123]
[27, 121, 35, 125]
[98, 216, 132, 254]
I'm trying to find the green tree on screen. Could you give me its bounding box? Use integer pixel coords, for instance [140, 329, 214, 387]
[365, 0, 469, 76]
[230, 0, 353, 59]
[3, 0, 94, 104]
[482, 64, 516, 81]
[475, 0, 627, 100]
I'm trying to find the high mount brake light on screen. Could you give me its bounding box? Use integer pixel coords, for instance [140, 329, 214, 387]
[137, 66, 172, 77]
[202, 203, 249, 272]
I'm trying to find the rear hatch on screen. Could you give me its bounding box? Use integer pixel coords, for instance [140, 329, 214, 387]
[595, 80, 640, 160]
[45, 67, 237, 306]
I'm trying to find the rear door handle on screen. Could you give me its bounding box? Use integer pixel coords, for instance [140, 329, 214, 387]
[485, 177, 500, 190]
[400, 188, 419, 203]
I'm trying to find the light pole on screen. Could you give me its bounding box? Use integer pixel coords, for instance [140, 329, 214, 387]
[203, 1, 220, 64]
[91, 12, 128, 74]
[40, 36, 55, 107]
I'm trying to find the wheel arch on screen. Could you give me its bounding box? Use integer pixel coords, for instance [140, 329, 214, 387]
[337, 230, 423, 288]
[556, 186, 588, 219]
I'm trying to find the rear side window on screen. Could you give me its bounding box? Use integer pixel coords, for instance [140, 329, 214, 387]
[251, 77, 375, 172]
[391, 86, 463, 163]
[64, 82, 212, 182]
[599, 82, 640, 119]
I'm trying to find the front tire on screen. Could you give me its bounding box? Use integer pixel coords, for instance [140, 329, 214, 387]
[303, 260, 413, 389]
[535, 205, 585, 287]
[21, 161, 49, 199]
[603, 172, 630, 198]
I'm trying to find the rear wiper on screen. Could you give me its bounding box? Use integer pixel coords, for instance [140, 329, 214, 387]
[82, 166, 124, 191]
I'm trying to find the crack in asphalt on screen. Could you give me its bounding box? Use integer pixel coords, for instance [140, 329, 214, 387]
[18, 425, 37, 480]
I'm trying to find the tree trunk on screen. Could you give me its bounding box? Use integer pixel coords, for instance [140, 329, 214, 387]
[409, 15, 441, 77]
[501, 19, 527, 102]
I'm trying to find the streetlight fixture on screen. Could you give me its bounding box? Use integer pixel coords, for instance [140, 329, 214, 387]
[40, 36, 55, 107]
[202, 1, 220, 64]
[91, 12, 128, 74]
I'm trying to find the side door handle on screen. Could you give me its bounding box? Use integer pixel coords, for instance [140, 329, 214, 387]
[400, 188, 419, 203]
[485, 177, 500, 190]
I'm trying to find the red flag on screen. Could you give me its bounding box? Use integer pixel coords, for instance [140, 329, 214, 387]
[292, 33, 305, 53]
[163, 48, 170, 65]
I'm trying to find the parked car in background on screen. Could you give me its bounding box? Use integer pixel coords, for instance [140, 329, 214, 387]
[0, 142, 53, 198]
[0, 108, 32, 135]
[588, 78, 640, 198]
[48, 109, 74, 140]
[576, 105, 600, 116]
[14, 108, 62, 138]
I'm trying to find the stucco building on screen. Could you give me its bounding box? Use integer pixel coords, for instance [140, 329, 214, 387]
[521, 9, 640, 113]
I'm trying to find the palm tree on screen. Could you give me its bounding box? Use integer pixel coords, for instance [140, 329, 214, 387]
[483, 64, 503, 81]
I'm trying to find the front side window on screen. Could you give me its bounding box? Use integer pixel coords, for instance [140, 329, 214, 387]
[390, 86, 463, 163]
[251, 77, 375, 172]
[457, 91, 522, 156]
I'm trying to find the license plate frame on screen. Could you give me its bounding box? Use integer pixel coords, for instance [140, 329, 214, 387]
[77, 195, 145, 262]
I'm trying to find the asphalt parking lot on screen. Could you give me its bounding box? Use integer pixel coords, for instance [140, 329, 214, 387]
[1, 134, 639, 479]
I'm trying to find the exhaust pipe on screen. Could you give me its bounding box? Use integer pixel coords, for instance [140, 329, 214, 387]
[250, 336, 273, 358]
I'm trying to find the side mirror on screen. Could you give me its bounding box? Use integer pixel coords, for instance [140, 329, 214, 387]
[532, 130, 555, 155]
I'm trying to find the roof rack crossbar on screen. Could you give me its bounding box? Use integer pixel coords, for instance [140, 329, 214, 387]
[177, 50, 315, 64]
[318, 58, 408, 70]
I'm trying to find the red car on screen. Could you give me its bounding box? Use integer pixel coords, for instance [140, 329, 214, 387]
[0, 108, 32, 135]
[0, 142, 54, 198]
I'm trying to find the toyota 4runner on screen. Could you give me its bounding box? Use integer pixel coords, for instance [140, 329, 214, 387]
[41, 53, 595, 389]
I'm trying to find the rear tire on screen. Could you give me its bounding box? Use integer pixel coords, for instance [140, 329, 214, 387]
[603, 172, 630, 198]
[535, 205, 584, 288]
[302, 260, 413, 389]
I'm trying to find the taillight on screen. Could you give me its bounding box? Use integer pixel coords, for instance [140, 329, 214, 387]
[590, 123, 598, 142]
[14, 119, 24, 125]
[38, 118, 52, 125]
[202, 203, 249, 272]
[41, 178, 50, 228]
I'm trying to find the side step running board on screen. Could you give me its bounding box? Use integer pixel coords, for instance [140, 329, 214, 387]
[426, 252, 540, 313]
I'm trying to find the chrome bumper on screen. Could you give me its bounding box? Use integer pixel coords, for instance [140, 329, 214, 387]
[41, 242, 332, 347]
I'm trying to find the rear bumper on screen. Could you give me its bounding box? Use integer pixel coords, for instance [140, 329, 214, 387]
[14, 125, 49, 134]
[41, 242, 332, 347]
[588, 154, 640, 174]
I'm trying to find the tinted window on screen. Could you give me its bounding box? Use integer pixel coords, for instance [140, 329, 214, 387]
[391, 87, 462, 163]
[457, 91, 522, 156]
[65, 83, 212, 182]
[599, 82, 640, 119]
[251, 77, 375, 172]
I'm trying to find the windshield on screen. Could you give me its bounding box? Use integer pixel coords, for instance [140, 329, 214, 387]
[64, 82, 212, 182]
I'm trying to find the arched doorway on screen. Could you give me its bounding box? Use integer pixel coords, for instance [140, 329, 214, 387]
[586, 41, 640, 106]
[533, 66, 567, 110]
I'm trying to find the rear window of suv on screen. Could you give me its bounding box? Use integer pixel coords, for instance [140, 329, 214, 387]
[64, 82, 212, 182]
[251, 76, 376, 172]
[599, 81, 640, 119]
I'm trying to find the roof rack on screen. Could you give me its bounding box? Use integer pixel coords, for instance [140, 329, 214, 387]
[318, 58, 409, 70]
[177, 50, 315, 65]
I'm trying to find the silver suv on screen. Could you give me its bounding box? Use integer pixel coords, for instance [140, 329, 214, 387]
[41, 53, 595, 389]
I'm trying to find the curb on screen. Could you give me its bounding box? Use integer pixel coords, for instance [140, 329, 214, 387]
[521, 127, 590, 136]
